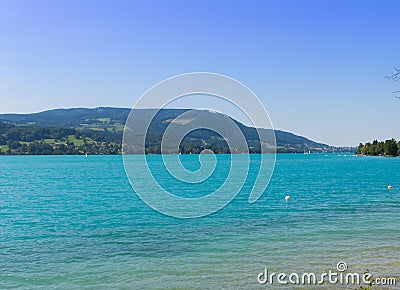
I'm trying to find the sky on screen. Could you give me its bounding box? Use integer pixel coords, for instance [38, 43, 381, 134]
[0, 0, 399, 146]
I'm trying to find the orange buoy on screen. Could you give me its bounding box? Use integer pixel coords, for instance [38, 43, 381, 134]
[388, 185, 393, 189]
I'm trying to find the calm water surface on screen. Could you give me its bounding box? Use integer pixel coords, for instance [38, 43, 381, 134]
[0, 154, 399, 289]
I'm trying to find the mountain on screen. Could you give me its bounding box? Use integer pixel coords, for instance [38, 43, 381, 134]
[0, 107, 130, 131]
[0, 107, 334, 154]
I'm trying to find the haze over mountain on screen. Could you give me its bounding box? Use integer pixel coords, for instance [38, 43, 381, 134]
[0, 107, 349, 155]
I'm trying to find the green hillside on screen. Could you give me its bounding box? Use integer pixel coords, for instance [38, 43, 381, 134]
[0, 107, 339, 155]
[0, 122, 121, 155]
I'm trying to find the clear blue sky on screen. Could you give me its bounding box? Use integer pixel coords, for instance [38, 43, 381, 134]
[0, 0, 399, 146]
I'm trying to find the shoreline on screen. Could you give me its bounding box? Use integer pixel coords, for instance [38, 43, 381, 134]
[0, 152, 357, 156]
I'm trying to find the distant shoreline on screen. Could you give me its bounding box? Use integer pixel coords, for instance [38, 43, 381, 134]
[0, 152, 356, 156]
[0, 107, 356, 155]
[355, 154, 399, 158]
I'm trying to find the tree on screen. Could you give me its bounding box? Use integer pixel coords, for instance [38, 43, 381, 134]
[376, 142, 384, 155]
[384, 139, 398, 156]
[357, 143, 364, 154]
[28, 142, 54, 155]
[0, 135, 6, 145]
[8, 140, 21, 150]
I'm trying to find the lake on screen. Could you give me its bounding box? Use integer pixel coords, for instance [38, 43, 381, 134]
[0, 154, 399, 289]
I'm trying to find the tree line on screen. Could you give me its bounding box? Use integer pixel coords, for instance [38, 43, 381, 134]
[2, 141, 122, 155]
[1, 120, 342, 155]
[0, 122, 122, 155]
[357, 139, 399, 156]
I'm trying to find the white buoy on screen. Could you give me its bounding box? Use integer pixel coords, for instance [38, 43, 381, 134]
[388, 185, 393, 189]
[285, 195, 291, 201]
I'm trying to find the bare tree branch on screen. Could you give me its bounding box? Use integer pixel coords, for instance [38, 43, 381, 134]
[386, 67, 400, 81]
[388, 67, 400, 98]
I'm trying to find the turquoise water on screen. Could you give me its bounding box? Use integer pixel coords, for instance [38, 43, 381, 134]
[0, 154, 399, 289]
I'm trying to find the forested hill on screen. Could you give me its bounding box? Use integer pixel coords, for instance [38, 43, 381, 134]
[0, 107, 130, 130]
[0, 121, 121, 155]
[0, 107, 337, 155]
